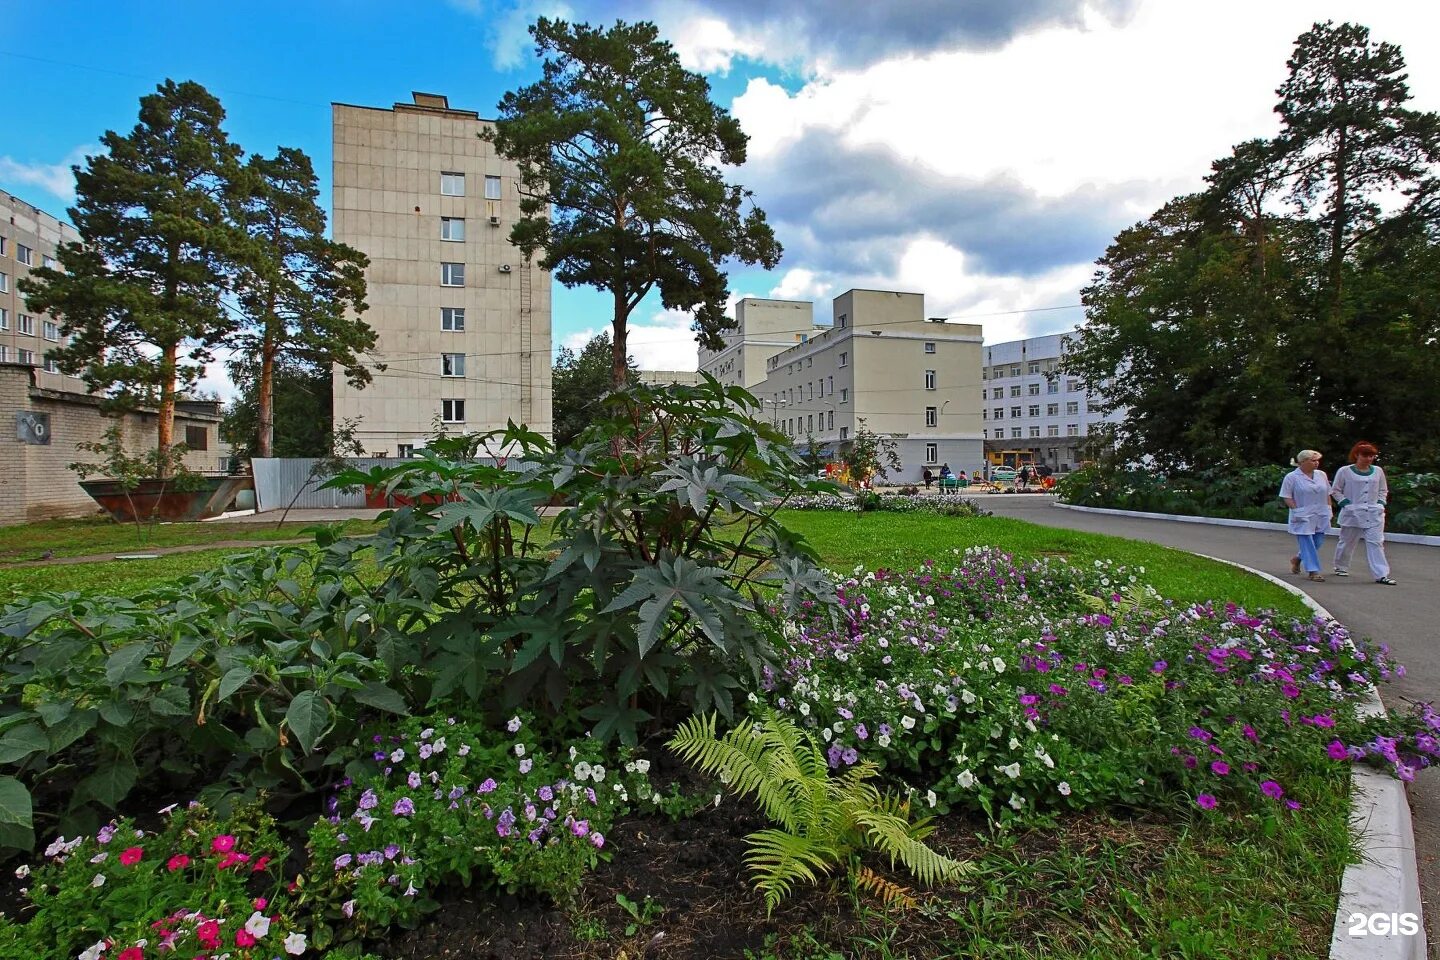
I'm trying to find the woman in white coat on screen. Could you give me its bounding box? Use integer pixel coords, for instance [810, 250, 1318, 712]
[1331, 440, 1396, 585]
[1279, 449, 1331, 582]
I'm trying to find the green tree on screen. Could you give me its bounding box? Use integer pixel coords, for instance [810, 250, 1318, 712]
[19, 80, 245, 473]
[551, 331, 638, 446]
[840, 419, 901, 487]
[486, 17, 783, 387]
[221, 362, 336, 461]
[230, 147, 375, 458]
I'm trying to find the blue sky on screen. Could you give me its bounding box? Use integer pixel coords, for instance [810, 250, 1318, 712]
[4, 0, 1439, 388]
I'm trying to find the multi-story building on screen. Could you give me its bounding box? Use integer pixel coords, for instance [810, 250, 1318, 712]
[980, 333, 1122, 472]
[755, 289, 984, 483]
[0, 191, 81, 390]
[698, 297, 823, 390]
[636, 370, 701, 387]
[331, 92, 552, 457]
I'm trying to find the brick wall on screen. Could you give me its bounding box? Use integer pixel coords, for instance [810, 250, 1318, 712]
[0, 363, 227, 525]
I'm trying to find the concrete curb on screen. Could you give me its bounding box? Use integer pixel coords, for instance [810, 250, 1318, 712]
[1193, 553, 1425, 960]
[1057, 502, 1440, 547]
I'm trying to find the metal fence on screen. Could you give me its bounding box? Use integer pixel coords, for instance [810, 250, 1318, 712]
[250, 458, 391, 512]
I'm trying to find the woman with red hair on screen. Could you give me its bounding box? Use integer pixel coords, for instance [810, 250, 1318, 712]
[1331, 441, 1396, 585]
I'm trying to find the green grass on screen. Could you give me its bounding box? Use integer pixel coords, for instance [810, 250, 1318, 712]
[0, 516, 377, 564]
[780, 511, 1310, 616]
[0, 547, 280, 598]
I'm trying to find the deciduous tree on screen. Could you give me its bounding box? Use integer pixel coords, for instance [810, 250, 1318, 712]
[551, 331, 638, 446]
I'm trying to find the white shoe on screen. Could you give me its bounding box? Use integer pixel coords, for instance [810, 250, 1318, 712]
[1333, 569, 1349, 577]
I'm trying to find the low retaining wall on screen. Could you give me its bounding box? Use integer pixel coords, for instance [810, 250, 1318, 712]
[1057, 502, 1440, 547]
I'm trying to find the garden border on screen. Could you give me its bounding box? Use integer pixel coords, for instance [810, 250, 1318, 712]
[1194, 554, 1426, 960]
[1056, 503, 1440, 547]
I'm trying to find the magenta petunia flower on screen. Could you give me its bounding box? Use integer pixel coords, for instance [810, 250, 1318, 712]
[1260, 780, 1284, 799]
[1210, 761, 1230, 776]
[1196, 794, 1218, 810]
[1326, 740, 1350, 761]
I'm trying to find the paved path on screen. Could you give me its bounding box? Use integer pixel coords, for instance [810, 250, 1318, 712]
[977, 493, 1440, 954]
[4, 538, 311, 568]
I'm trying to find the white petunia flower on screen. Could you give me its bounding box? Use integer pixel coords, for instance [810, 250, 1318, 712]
[992, 657, 1006, 673]
[90, 873, 105, 888]
[635, 759, 650, 774]
[1009, 793, 1025, 810]
[1000, 762, 1021, 779]
[244, 911, 272, 938]
[284, 931, 308, 955]
[901, 716, 916, 730]
[1058, 782, 1072, 796]
[961, 689, 977, 705]
[956, 769, 976, 789]
[925, 790, 937, 808]
[514, 744, 526, 757]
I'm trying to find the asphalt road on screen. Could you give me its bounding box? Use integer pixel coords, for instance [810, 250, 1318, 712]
[978, 493, 1439, 954]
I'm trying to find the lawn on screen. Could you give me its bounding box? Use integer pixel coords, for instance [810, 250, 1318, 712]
[0, 515, 376, 564]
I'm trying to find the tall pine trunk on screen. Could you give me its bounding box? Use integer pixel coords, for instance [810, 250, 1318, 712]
[157, 342, 178, 477]
[1328, 129, 1349, 324]
[611, 287, 629, 389]
[258, 341, 276, 459]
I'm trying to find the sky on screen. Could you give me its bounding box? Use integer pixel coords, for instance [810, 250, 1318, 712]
[4, 0, 1439, 399]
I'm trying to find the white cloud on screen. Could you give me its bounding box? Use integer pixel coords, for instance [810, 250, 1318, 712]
[663, 10, 760, 73]
[0, 146, 95, 206]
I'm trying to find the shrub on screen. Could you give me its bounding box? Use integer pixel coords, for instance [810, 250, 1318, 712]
[328, 378, 838, 745]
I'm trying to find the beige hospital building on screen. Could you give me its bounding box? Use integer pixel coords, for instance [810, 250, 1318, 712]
[331, 93, 552, 456]
[699, 290, 985, 482]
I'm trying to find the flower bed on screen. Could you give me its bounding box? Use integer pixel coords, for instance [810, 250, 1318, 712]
[785, 492, 988, 516]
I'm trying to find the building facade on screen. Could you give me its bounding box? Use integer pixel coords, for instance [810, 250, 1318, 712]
[698, 297, 822, 390]
[331, 93, 552, 457]
[636, 370, 701, 387]
[1, 191, 81, 391]
[756, 289, 984, 483]
[980, 333, 1122, 472]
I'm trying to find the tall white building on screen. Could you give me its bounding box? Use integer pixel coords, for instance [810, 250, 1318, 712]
[0, 191, 81, 390]
[981, 333, 1122, 472]
[747, 289, 985, 483]
[331, 93, 552, 457]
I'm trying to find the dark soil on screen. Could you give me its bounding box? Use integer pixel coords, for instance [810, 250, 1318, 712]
[378, 802, 1182, 960]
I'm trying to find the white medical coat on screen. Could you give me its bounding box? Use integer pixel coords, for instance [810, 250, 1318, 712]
[1331, 464, 1388, 530]
[1279, 468, 1331, 534]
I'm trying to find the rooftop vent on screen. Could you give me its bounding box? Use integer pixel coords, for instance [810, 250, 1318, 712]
[412, 92, 450, 109]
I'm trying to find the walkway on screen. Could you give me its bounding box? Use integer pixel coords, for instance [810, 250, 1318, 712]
[979, 494, 1440, 952]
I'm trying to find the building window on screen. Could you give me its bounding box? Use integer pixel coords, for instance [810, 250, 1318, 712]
[991, 387, 1003, 399]
[1047, 403, 1059, 416]
[925, 406, 938, 427]
[1066, 379, 1080, 392]
[1010, 406, 1021, 418]
[442, 399, 466, 423]
[807, 357, 813, 367]
[484, 175, 502, 200]
[924, 341, 936, 354]
[44, 358, 60, 374]
[1029, 426, 1041, 438]
[441, 262, 465, 286]
[807, 414, 814, 432]
[1047, 380, 1058, 394]
[1028, 361, 1041, 374]
[42, 254, 58, 270]
[442, 352, 466, 377]
[18, 349, 33, 364]
[397, 444, 415, 459]
[1047, 425, 1060, 437]
[17, 314, 34, 336]
[441, 217, 466, 241]
[0, 308, 7, 331]
[925, 442, 938, 463]
[43, 321, 59, 342]
[0, 345, 7, 362]
[1010, 365, 1020, 377]
[993, 407, 1003, 419]
[827, 375, 833, 395]
[840, 427, 849, 441]
[982, 409, 987, 420]
[827, 410, 834, 430]
[924, 369, 936, 390]
[839, 351, 848, 368]
[1067, 424, 1079, 436]
[1066, 401, 1079, 415]
[840, 388, 848, 403]
[0, 272, 8, 293]
[1028, 405, 1040, 417]
[0, 236, 6, 256]
[16, 244, 33, 266]
[1010, 427, 1021, 439]
[1028, 382, 1040, 396]
[441, 307, 466, 331]
[1009, 385, 1021, 398]
[837, 313, 847, 329]
[440, 172, 465, 196]
[185, 426, 209, 451]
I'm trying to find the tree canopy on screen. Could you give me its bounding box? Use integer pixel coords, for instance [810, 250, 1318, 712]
[1063, 21, 1440, 470]
[551, 331, 638, 446]
[486, 17, 782, 387]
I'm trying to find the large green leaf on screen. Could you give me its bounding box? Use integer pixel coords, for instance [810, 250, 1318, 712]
[77, 756, 138, 809]
[352, 681, 408, 715]
[217, 666, 253, 702]
[0, 724, 49, 765]
[0, 777, 33, 828]
[285, 690, 331, 754]
[105, 642, 153, 686]
[601, 557, 744, 656]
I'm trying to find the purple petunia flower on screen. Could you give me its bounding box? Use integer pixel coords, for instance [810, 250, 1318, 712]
[1260, 780, 1284, 800]
[1327, 740, 1350, 761]
[497, 808, 516, 838]
[477, 778, 497, 794]
[393, 797, 415, 817]
[1210, 761, 1230, 776]
[1195, 794, 1218, 810]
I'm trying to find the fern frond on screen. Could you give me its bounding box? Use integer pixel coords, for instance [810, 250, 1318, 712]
[849, 806, 970, 887]
[743, 827, 843, 914]
[853, 865, 918, 911]
[669, 713, 802, 832]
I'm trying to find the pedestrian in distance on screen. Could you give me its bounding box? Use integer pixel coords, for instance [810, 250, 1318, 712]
[1280, 449, 1331, 582]
[1017, 464, 1032, 490]
[939, 463, 953, 480]
[1331, 440, 1397, 585]
[922, 467, 933, 490]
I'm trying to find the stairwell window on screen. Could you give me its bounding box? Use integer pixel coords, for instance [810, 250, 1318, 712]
[838, 351, 848, 368]
[840, 388, 848, 404]
[441, 307, 465, 331]
[840, 427, 849, 441]
[925, 406, 938, 427]
[0, 308, 7, 331]
[441, 217, 465, 241]
[442, 353, 466, 377]
[924, 369, 936, 390]
[926, 442, 938, 463]
[441, 262, 465, 286]
[924, 341, 936, 354]
[442, 399, 466, 423]
[440, 172, 465, 196]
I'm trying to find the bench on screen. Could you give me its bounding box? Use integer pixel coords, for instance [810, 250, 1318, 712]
[937, 477, 967, 491]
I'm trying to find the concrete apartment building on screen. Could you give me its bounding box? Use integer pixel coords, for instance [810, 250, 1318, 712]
[751, 290, 984, 483]
[981, 333, 1123, 472]
[1, 191, 81, 391]
[698, 297, 823, 390]
[331, 93, 552, 457]
[637, 370, 701, 387]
